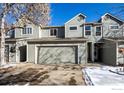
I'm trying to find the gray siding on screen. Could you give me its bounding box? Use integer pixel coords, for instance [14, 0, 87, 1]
[102, 15, 123, 38]
[57, 27, 65, 38]
[41, 27, 65, 38]
[102, 39, 117, 65]
[41, 28, 50, 38]
[27, 44, 35, 63]
[65, 15, 85, 38]
[15, 24, 40, 39]
[78, 43, 87, 64]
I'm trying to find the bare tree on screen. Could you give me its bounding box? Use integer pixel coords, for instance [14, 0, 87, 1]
[0, 3, 50, 66]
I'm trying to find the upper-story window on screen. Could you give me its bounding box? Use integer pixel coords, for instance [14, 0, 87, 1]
[85, 25, 91, 35]
[109, 25, 119, 30]
[70, 26, 77, 30]
[22, 27, 32, 34]
[96, 26, 102, 36]
[50, 28, 57, 36]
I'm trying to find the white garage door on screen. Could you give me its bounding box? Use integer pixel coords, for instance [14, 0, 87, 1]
[37, 46, 77, 64]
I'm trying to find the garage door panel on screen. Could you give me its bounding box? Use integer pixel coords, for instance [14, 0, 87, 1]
[38, 46, 76, 64]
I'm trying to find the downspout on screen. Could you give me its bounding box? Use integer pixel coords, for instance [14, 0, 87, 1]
[26, 42, 28, 62]
[92, 42, 94, 62]
[116, 41, 118, 66]
[83, 19, 86, 37]
[101, 16, 104, 38]
[85, 41, 88, 65]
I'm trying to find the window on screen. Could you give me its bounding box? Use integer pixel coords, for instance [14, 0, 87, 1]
[96, 26, 102, 36]
[22, 27, 32, 34]
[85, 25, 91, 35]
[85, 26, 91, 30]
[50, 28, 57, 36]
[70, 26, 77, 30]
[110, 25, 119, 30]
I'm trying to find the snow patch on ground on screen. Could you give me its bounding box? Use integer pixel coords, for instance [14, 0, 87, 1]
[83, 66, 124, 86]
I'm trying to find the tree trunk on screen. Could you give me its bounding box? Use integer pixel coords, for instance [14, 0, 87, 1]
[0, 14, 6, 66]
[123, 54, 124, 72]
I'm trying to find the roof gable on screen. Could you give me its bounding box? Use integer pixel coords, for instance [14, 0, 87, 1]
[101, 13, 124, 23]
[65, 13, 86, 24]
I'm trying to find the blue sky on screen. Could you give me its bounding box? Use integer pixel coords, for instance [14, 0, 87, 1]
[50, 3, 124, 26]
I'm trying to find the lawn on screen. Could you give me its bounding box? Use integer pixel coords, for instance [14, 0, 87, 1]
[0, 63, 85, 85]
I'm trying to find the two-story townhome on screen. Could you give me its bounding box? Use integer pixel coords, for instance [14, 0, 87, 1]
[5, 13, 124, 66]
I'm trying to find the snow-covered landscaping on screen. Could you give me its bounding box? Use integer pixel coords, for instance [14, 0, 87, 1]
[83, 66, 124, 86]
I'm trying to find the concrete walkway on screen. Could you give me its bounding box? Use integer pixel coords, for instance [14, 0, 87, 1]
[83, 66, 124, 86]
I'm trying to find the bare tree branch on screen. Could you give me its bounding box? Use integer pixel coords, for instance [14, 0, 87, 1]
[0, 3, 51, 65]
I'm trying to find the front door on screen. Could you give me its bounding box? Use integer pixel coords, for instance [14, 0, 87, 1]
[5, 45, 9, 62]
[94, 43, 103, 62]
[19, 45, 27, 62]
[87, 42, 92, 62]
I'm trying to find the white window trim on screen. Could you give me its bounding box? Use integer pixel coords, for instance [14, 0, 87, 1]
[85, 25, 92, 36]
[95, 26, 102, 36]
[49, 28, 58, 37]
[69, 25, 78, 31]
[21, 27, 33, 35]
[109, 25, 119, 30]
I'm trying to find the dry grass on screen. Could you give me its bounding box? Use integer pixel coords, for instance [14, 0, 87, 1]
[69, 76, 77, 85]
[0, 63, 85, 85]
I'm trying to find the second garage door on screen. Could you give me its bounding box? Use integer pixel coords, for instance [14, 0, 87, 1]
[37, 46, 77, 64]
